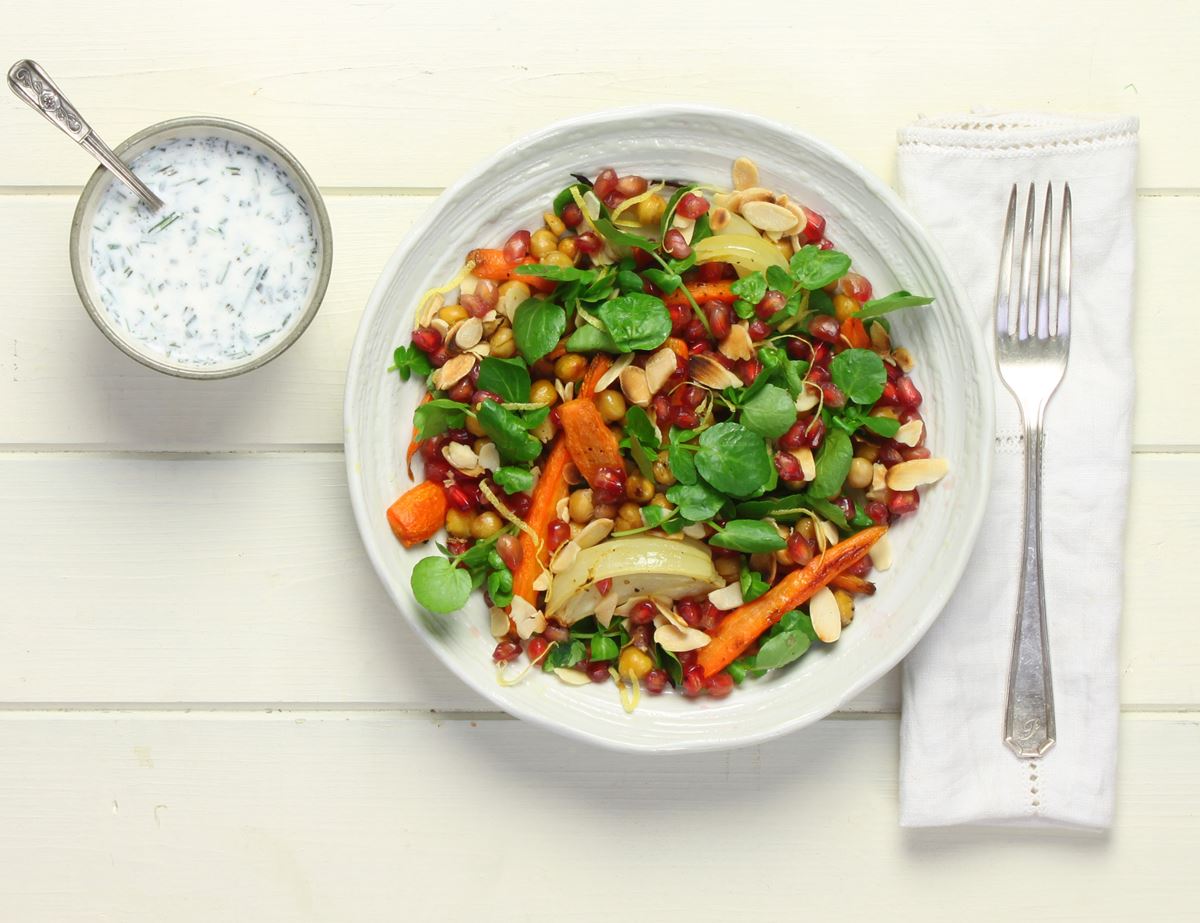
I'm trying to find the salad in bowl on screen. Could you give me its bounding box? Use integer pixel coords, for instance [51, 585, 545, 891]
[383, 156, 948, 710]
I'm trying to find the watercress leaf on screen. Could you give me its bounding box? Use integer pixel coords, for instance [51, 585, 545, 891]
[778, 609, 819, 644]
[514, 263, 596, 282]
[730, 271, 767, 304]
[808, 288, 835, 316]
[695, 421, 773, 499]
[807, 428, 853, 499]
[486, 567, 514, 608]
[518, 405, 550, 430]
[475, 400, 542, 463]
[579, 272, 616, 302]
[565, 323, 621, 354]
[594, 216, 659, 253]
[709, 520, 788, 553]
[859, 290, 935, 319]
[413, 398, 468, 440]
[410, 556, 472, 614]
[659, 184, 698, 239]
[513, 298, 567, 364]
[732, 299, 756, 320]
[543, 639, 587, 672]
[666, 481, 725, 522]
[624, 405, 661, 450]
[830, 348, 887, 405]
[493, 466, 535, 494]
[617, 270, 645, 294]
[739, 384, 796, 439]
[783, 360, 809, 400]
[803, 495, 850, 530]
[765, 264, 793, 293]
[553, 183, 587, 216]
[691, 213, 712, 245]
[391, 344, 432, 382]
[590, 634, 619, 662]
[788, 245, 852, 290]
[628, 433, 654, 480]
[753, 629, 812, 670]
[739, 564, 771, 602]
[861, 414, 901, 438]
[640, 504, 673, 529]
[658, 646, 683, 686]
[476, 356, 531, 403]
[667, 441, 697, 485]
[642, 268, 682, 294]
[596, 293, 672, 352]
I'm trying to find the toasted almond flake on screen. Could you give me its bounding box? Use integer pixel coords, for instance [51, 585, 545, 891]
[821, 520, 840, 549]
[682, 522, 708, 540]
[430, 317, 451, 337]
[459, 275, 480, 296]
[417, 293, 445, 328]
[672, 213, 696, 244]
[443, 441, 480, 472]
[871, 463, 887, 494]
[893, 347, 915, 372]
[454, 316, 483, 349]
[510, 596, 546, 640]
[732, 157, 759, 191]
[550, 540, 580, 574]
[795, 383, 820, 412]
[644, 348, 677, 395]
[433, 353, 475, 390]
[466, 342, 492, 358]
[555, 496, 570, 522]
[810, 586, 842, 642]
[595, 592, 619, 628]
[727, 187, 774, 212]
[794, 447, 816, 481]
[574, 518, 614, 550]
[532, 570, 551, 592]
[895, 419, 924, 448]
[718, 323, 754, 361]
[554, 667, 593, 686]
[476, 442, 500, 471]
[688, 353, 743, 390]
[741, 201, 800, 234]
[654, 623, 711, 652]
[710, 206, 732, 231]
[489, 607, 511, 638]
[595, 352, 634, 392]
[869, 321, 891, 351]
[869, 532, 893, 571]
[708, 582, 744, 611]
[620, 366, 652, 407]
[653, 599, 689, 629]
[886, 458, 949, 491]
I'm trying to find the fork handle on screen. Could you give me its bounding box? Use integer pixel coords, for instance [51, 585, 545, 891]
[1004, 408, 1057, 758]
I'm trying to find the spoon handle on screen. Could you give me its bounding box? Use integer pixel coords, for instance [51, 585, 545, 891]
[8, 59, 163, 211]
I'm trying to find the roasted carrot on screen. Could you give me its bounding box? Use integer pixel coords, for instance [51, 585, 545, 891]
[578, 353, 612, 398]
[559, 398, 623, 489]
[387, 481, 448, 548]
[663, 281, 737, 310]
[466, 249, 555, 293]
[831, 573, 876, 596]
[510, 438, 571, 608]
[406, 393, 433, 479]
[697, 526, 887, 677]
[839, 316, 871, 349]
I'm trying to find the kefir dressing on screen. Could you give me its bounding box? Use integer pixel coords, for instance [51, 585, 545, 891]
[87, 134, 320, 367]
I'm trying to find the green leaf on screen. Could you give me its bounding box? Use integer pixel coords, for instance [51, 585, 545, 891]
[732, 299, 756, 320]
[475, 400, 542, 463]
[754, 629, 812, 670]
[590, 634, 619, 662]
[859, 290, 935, 319]
[594, 216, 659, 253]
[783, 361, 810, 400]
[410, 556, 472, 614]
[659, 184, 699, 240]
[513, 298, 567, 364]
[666, 481, 725, 522]
[691, 212, 712, 245]
[520, 405, 550, 430]
[739, 565, 771, 602]
[628, 433, 654, 480]
[667, 441, 698, 485]
[808, 429, 853, 499]
[695, 422, 773, 499]
[493, 466, 535, 494]
[617, 269, 645, 294]
[596, 293, 672, 352]
[765, 264, 793, 293]
[553, 183, 587, 216]
[642, 268, 682, 294]
[486, 567, 513, 608]
[788, 246, 852, 290]
[624, 405, 661, 450]
[830, 348, 887, 405]
[803, 495, 850, 530]
[543, 639, 588, 672]
[808, 289, 835, 316]
[709, 520, 788, 553]
[776, 609, 819, 644]
[391, 344, 432, 382]
[861, 414, 901, 438]
[659, 646, 683, 686]
[730, 271, 767, 305]
[413, 398, 468, 440]
[565, 322, 621, 353]
[514, 263, 597, 282]
[739, 384, 796, 439]
[476, 356, 531, 404]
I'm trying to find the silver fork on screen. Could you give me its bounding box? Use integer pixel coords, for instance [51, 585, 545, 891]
[994, 183, 1072, 758]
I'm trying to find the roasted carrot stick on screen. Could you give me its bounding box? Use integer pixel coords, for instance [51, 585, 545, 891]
[466, 249, 556, 293]
[578, 353, 612, 398]
[510, 438, 571, 608]
[697, 526, 887, 677]
[839, 316, 870, 349]
[830, 573, 876, 596]
[559, 398, 623, 489]
[387, 481, 448, 548]
[663, 281, 737, 310]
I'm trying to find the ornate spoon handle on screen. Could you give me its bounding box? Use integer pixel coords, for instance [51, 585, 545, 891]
[8, 59, 163, 211]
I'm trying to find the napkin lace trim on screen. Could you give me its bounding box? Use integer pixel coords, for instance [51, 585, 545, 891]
[898, 112, 1138, 155]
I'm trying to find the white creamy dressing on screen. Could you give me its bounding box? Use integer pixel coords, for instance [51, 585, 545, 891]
[88, 134, 320, 367]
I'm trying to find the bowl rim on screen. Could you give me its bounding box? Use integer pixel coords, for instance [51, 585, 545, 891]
[69, 115, 334, 380]
[344, 103, 994, 752]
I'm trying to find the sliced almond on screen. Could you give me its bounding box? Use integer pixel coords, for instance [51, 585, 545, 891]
[894, 420, 924, 448]
[510, 596, 546, 640]
[644, 347, 677, 395]
[732, 157, 759, 191]
[741, 201, 800, 234]
[718, 323, 754, 361]
[653, 599, 689, 629]
[454, 316, 483, 349]
[417, 293, 444, 327]
[553, 667, 593, 686]
[433, 353, 475, 390]
[893, 347, 915, 373]
[550, 540, 580, 574]
[489, 606, 511, 639]
[869, 321, 891, 352]
[707, 582, 744, 611]
[574, 518, 614, 549]
[595, 352, 634, 392]
[710, 206, 732, 232]
[688, 353, 743, 390]
[532, 570, 551, 593]
[794, 447, 816, 482]
[476, 442, 500, 471]
[458, 275, 480, 296]
[595, 592, 619, 628]
[810, 586, 842, 642]
[795, 382, 820, 412]
[619, 366, 652, 407]
[465, 342, 492, 358]
[886, 458, 949, 491]
[430, 317, 451, 337]
[727, 187, 774, 212]
[442, 441, 480, 472]
[555, 496, 571, 523]
[654, 622, 712, 653]
[868, 531, 893, 572]
[821, 520, 840, 549]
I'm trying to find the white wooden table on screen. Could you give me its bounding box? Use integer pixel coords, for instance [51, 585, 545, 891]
[3, 3, 1198, 919]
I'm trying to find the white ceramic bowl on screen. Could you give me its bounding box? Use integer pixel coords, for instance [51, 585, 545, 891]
[345, 105, 993, 752]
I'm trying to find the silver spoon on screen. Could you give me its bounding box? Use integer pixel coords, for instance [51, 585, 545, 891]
[8, 59, 164, 211]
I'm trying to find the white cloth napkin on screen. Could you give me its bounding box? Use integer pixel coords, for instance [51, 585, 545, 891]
[895, 113, 1138, 828]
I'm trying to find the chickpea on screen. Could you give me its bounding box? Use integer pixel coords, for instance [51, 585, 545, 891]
[833, 293, 861, 322]
[472, 437, 490, 456]
[618, 646, 655, 682]
[466, 413, 487, 437]
[437, 304, 468, 325]
[774, 237, 795, 260]
[530, 379, 559, 407]
[541, 250, 574, 269]
[846, 456, 873, 490]
[649, 493, 673, 512]
[715, 555, 741, 582]
[568, 488, 594, 523]
[595, 389, 627, 423]
[543, 211, 566, 236]
[496, 280, 531, 318]
[636, 193, 667, 226]
[749, 552, 774, 575]
[488, 325, 516, 359]
[470, 511, 503, 540]
[558, 237, 579, 260]
[870, 406, 899, 421]
[593, 502, 618, 520]
[796, 519, 817, 541]
[652, 451, 676, 487]
[530, 228, 558, 258]
[775, 547, 795, 567]
[616, 502, 643, 532]
[446, 508, 473, 538]
[554, 353, 587, 383]
[855, 443, 880, 463]
[834, 589, 855, 627]
[625, 474, 655, 503]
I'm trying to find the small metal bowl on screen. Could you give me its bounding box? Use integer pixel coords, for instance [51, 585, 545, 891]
[69, 116, 332, 380]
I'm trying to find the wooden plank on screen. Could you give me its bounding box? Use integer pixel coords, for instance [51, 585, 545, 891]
[0, 452, 1193, 709]
[0, 712, 1195, 921]
[0, 193, 1193, 449]
[0, 1, 1193, 189]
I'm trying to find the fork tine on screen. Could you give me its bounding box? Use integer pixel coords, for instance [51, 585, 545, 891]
[1036, 184, 1053, 339]
[1016, 184, 1036, 339]
[1056, 183, 1072, 337]
[995, 185, 1017, 338]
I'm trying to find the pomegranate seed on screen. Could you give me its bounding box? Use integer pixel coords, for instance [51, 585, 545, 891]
[448, 379, 474, 403]
[901, 446, 932, 461]
[575, 231, 602, 254]
[846, 555, 873, 578]
[679, 384, 706, 408]
[678, 650, 698, 668]
[879, 382, 899, 405]
[603, 191, 626, 210]
[593, 168, 618, 200]
[682, 318, 707, 344]
[508, 491, 533, 518]
[663, 228, 691, 259]
[471, 389, 502, 406]
[544, 623, 570, 644]
[866, 501, 888, 524]
[595, 577, 613, 597]
[423, 458, 451, 484]
[461, 293, 491, 318]
[788, 533, 813, 565]
[668, 302, 691, 332]
[503, 230, 530, 263]
[527, 636, 550, 662]
[688, 341, 709, 356]
[446, 428, 473, 445]
[630, 601, 657, 626]
[834, 496, 855, 520]
[446, 484, 473, 512]
[616, 174, 648, 197]
[561, 202, 583, 228]
[896, 376, 923, 409]
[748, 318, 770, 341]
[492, 640, 520, 663]
[756, 290, 787, 320]
[677, 193, 710, 219]
[705, 302, 732, 341]
[705, 672, 734, 698]
[593, 466, 626, 504]
[586, 661, 611, 683]
[411, 327, 442, 354]
[682, 664, 706, 697]
[808, 314, 841, 343]
[800, 206, 826, 243]
[496, 534, 522, 571]
[737, 358, 762, 386]
[673, 409, 699, 429]
[698, 262, 728, 283]
[820, 382, 846, 409]
[779, 416, 824, 451]
[676, 600, 701, 627]
[549, 405, 563, 427]
[887, 489, 920, 516]
[652, 394, 673, 424]
[547, 519, 571, 552]
[837, 272, 873, 302]
[774, 451, 803, 481]
[643, 669, 669, 694]
[419, 434, 445, 461]
[698, 602, 721, 632]
[878, 445, 903, 467]
[818, 238, 834, 251]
